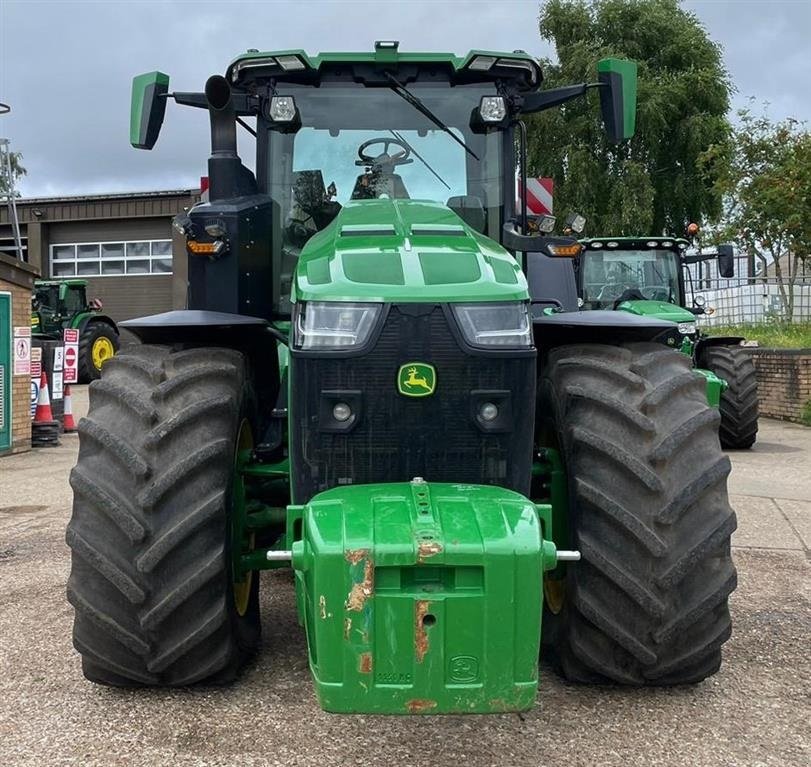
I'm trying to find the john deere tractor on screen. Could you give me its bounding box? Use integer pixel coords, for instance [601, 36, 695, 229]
[577, 236, 759, 449]
[66, 43, 736, 714]
[31, 279, 120, 381]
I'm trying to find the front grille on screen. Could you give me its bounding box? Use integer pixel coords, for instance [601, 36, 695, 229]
[290, 305, 536, 503]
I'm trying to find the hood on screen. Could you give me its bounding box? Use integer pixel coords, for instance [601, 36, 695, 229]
[616, 299, 695, 323]
[293, 199, 528, 303]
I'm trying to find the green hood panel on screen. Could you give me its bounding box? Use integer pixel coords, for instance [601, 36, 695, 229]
[293, 200, 528, 304]
[616, 300, 695, 323]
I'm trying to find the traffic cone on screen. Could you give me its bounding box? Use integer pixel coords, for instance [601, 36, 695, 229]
[32, 369, 60, 448]
[34, 370, 55, 423]
[63, 384, 77, 432]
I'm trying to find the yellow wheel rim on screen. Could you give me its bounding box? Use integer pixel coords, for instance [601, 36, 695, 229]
[233, 420, 254, 617]
[544, 576, 566, 615]
[91, 336, 115, 370]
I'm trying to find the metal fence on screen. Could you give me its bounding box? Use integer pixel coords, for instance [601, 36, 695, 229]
[686, 278, 811, 326]
[683, 252, 811, 326]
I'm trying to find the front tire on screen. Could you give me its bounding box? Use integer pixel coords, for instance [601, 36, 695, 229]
[66, 345, 260, 686]
[702, 345, 759, 449]
[541, 343, 737, 685]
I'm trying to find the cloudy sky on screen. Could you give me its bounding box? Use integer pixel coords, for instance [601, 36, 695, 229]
[1, 0, 809, 198]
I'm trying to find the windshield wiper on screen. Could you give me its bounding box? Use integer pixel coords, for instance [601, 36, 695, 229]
[383, 72, 479, 161]
[389, 129, 450, 191]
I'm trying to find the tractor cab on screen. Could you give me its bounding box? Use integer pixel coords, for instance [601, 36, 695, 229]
[32, 279, 89, 334]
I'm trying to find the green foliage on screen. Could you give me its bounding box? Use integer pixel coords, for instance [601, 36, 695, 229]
[703, 108, 811, 319]
[708, 323, 811, 350]
[801, 400, 811, 428]
[527, 0, 732, 235]
[0, 150, 26, 196]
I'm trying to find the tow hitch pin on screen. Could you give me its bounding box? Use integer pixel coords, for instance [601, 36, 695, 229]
[556, 550, 581, 562]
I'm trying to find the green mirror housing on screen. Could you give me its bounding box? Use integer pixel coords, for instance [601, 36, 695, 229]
[130, 71, 170, 150]
[597, 58, 637, 143]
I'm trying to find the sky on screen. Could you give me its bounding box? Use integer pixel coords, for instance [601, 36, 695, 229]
[1, 0, 809, 198]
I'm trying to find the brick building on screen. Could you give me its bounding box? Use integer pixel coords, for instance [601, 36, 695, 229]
[0, 252, 38, 454]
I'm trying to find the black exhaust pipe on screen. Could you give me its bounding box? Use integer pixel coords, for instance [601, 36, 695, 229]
[205, 75, 240, 200]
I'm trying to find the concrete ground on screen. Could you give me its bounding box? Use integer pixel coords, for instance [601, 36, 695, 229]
[0, 385, 809, 767]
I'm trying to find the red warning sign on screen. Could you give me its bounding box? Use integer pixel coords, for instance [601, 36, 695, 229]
[63, 329, 80, 384]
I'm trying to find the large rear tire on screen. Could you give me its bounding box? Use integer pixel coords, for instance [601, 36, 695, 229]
[66, 345, 260, 686]
[701, 345, 759, 449]
[78, 322, 120, 383]
[540, 343, 737, 685]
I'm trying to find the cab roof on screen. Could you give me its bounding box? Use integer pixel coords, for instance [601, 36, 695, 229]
[226, 45, 542, 90]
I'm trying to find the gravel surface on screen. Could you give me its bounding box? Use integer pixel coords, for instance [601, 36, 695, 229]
[1, 391, 809, 767]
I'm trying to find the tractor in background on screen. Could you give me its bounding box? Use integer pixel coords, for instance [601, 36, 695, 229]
[65, 43, 736, 714]
[577, 236, 758, 448]
[31, 279, 120, 381]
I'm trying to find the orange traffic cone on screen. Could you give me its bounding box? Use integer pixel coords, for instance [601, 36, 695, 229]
[34, 370, 55, 423]
[63, 384, 77, 432]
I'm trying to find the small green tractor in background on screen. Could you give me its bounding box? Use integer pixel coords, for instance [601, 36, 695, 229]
[65, 43, 737, 714]
[31, 279, 120, 381]
[577, 236, 758, 448]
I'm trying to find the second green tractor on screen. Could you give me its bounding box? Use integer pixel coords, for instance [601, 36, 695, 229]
[577, 236, 759, 449]
[65, 43, 737, 714]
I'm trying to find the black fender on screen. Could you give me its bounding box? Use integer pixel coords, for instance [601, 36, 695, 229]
[695, 335, 744, 366]
[120, 309, 286, 347]
[533, 310, 678, 347]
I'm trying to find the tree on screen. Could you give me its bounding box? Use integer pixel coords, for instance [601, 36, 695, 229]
[704, 108, 811, 320]
[0, 148, 26, 197]
[527, 0, 732, 236]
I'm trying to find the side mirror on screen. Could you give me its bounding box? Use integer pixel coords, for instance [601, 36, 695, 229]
[597, 58, 637, 143]
[130, 71, 170, 150]
[717, 244, 735, 278]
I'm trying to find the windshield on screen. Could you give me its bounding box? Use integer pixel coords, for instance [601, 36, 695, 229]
[581, 249, 682, 308]
[265, 81, 505, 313]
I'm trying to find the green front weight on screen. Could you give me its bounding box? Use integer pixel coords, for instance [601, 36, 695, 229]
[292, 481, 546, 714]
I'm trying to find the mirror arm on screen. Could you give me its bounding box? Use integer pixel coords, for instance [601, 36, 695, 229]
[517, 83, 602, 115]
[171, 91, 259, 115]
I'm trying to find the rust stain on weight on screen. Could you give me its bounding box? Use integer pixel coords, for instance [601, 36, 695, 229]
[344, 548, 369, 565]
[414, 600, 431, 663]
[417, 539, 442, 563]
[406, 699, 437, 714]
[358, 652, 373, 674]
[345, 557, 374, 612]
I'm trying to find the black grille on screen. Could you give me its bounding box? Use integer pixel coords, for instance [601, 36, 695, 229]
[290, 305, 536, 503]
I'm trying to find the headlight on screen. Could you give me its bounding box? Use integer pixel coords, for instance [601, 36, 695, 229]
[452, 302, 532, 348]
[294, 302, 381, 350]
[677, 322, 697, 335]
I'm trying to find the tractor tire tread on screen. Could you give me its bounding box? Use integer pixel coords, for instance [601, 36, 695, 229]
[702, 345, 759, 449]
[542, 342, 736, 686]
[66, 344, 259, 687]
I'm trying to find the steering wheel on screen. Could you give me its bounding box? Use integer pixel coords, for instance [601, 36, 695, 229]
[640, 285, 670, 302]
[612, 287, 648, 309]
[356, 138, 413, 169]
[596, 283, 629, 302]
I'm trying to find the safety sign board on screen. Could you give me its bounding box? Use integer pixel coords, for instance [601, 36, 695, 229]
[64, 329, 79, 384]
[54, 346, 64, 373]
[30, 348, 42, 419]
[13, 326, 31, 376]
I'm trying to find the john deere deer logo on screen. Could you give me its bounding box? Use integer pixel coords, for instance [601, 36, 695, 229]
[397, 362, 436, 397]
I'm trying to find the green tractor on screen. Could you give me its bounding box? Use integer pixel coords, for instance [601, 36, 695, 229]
[66, 44, 736, 714]
[577, 236, 759, 449]
[31, 279, 120, 381]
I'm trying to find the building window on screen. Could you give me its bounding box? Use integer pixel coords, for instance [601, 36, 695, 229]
[50, 240, 173, 277]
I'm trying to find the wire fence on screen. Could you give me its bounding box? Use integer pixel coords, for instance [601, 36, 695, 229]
[686, 278, 811, 326]
[683, 252, 811, 326]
